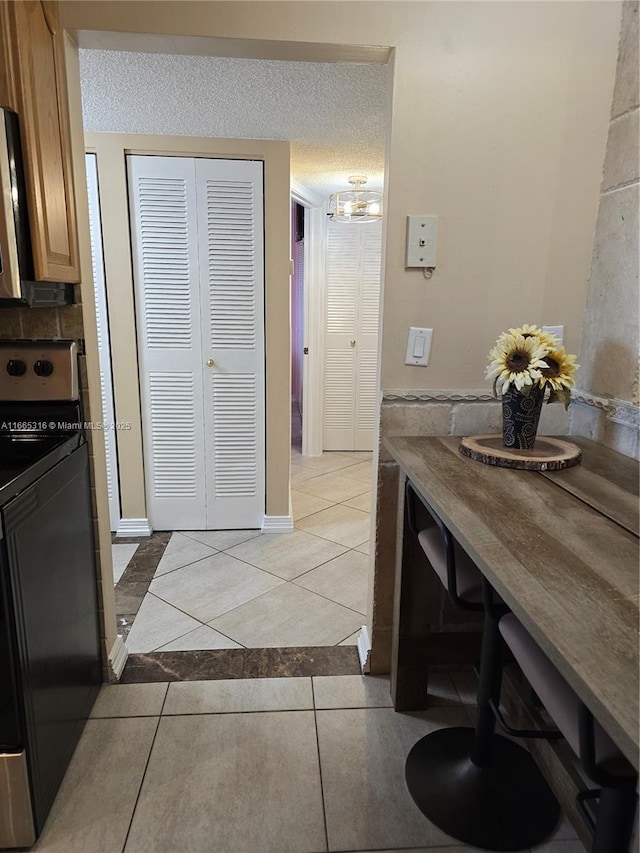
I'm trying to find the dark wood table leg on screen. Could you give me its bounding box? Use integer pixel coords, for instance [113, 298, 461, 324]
[390, 473, 431, 710]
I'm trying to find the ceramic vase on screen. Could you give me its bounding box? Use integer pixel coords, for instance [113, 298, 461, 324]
[501, 386, 544, 450]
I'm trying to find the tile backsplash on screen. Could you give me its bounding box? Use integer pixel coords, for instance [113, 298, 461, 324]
[0, 304, 84, 341]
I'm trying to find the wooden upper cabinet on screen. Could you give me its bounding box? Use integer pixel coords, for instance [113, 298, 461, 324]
[0, 0, 80, 283]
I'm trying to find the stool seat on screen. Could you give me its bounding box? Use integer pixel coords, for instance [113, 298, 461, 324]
[499, 614, 634, 780]
[405, 481, 559, 849]
[418, 527, 483, 604]
[499, 613, 638, 852]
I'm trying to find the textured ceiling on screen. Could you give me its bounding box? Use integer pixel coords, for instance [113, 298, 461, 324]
[79, 50, 389, 199]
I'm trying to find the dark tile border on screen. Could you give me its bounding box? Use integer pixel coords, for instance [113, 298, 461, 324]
[120, 646, 361, 683]
[242, 646, 361, 678]
[113, 532, 171, 622]
[113, 532, 362, 683]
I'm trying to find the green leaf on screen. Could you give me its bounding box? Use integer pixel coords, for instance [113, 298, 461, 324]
[547, 389, 571, 409]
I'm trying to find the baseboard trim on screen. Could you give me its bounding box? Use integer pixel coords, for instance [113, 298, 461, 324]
[357, 625, 371, 672]
[116, 518, 152, 538]
[262, 514, 294, 533]
[108, 634, 129, 681]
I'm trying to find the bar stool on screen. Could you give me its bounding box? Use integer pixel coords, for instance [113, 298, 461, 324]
[404, 482, 560, 851]
[405, 481, 485, 612]
[499, 612, 638, 853]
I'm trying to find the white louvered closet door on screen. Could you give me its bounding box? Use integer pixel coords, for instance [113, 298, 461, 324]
[195, 158, 265, 529]
[323, 224, 359, 449]
[323, 222, 381, 450]
[86, 153, 121, 531]
[128, 156, 207, 530]
[355, 225, 382, 448]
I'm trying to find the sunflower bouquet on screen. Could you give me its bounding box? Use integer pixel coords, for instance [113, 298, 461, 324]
[486, 325, 578, 408]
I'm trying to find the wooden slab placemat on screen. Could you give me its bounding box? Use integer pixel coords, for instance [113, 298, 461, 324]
[459, 434, 582, 470]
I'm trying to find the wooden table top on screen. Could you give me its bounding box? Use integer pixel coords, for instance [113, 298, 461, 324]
[540, 436, 639, 536]
[384, 435, 640, 769]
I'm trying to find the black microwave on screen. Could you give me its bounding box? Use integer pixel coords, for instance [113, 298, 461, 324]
[0, 108, 74, 307]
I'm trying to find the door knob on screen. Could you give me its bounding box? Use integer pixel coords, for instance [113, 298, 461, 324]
[206, 359, 215, 367]
[350, 340, 356, 348]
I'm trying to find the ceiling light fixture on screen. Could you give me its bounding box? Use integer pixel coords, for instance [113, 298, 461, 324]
[328, 176, 383, 223]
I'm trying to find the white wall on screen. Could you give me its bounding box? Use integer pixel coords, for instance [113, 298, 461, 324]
[62, 0, 622, 395]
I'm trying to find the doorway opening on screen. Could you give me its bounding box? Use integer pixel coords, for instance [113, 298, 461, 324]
[291, 200, 305, 454]
[79, 41, 389, 660]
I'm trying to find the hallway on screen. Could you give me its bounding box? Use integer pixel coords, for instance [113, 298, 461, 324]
[115, 428, 373, 653]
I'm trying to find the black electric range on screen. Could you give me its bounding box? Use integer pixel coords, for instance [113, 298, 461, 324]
[0, 339, 85, 496]
[0, 410, 84, 507]
[0, 341, 101, 849]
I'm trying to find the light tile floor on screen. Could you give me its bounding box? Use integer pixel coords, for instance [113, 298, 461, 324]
[112, 543, 139, 585]
[32, 674, 584, 853]
[126, 438, 373, 652]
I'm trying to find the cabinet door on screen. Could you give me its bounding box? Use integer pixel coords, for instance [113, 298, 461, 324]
[0, 1, 80, 282]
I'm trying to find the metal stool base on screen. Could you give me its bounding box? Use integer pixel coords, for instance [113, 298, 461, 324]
[405, 727, 560, 851]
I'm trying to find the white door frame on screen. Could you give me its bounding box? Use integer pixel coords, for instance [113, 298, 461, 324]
[85, 152, 122, 531]
[291, 180, 325, 457]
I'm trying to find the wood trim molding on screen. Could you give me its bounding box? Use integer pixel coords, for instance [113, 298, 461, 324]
[290, 178, 324, 208]
[40, 0, 57, 35]
[116, 517, 152, 538]
[262, 514, 294, 533]
[108, 634, 129, 681]
[303, 205, 326, 456]
[356, 624, 371, 672]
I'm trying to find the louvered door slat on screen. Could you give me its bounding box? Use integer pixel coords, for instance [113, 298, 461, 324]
[138, 176, 193, 351]
[326, 225, 359, 335]
[212, 374, 258, 496]
[355, 224, 382, 448]
[196, 159, 265, 529]
[86, 154, 120, 531]
[360, 225, 382, 337]
[323, 349, 356, 431]
[128, 155, 207, 530]
[205, 177, 256, 352]
[148, 372, 198, 497]
[355, 349, 379, 447]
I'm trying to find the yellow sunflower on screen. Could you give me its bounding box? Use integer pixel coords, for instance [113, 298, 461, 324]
[509, 324, 559, 350]
[486, 331, 549, 395]
[538, 347, 579, 407]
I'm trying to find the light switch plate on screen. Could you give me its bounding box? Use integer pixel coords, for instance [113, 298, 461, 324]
[542, 325, 564, 346]
[405, 327, 433, 366]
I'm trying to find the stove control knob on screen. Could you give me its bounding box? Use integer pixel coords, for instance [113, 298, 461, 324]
[34, 359, 54, 378]
[6, 359, 27, 377]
